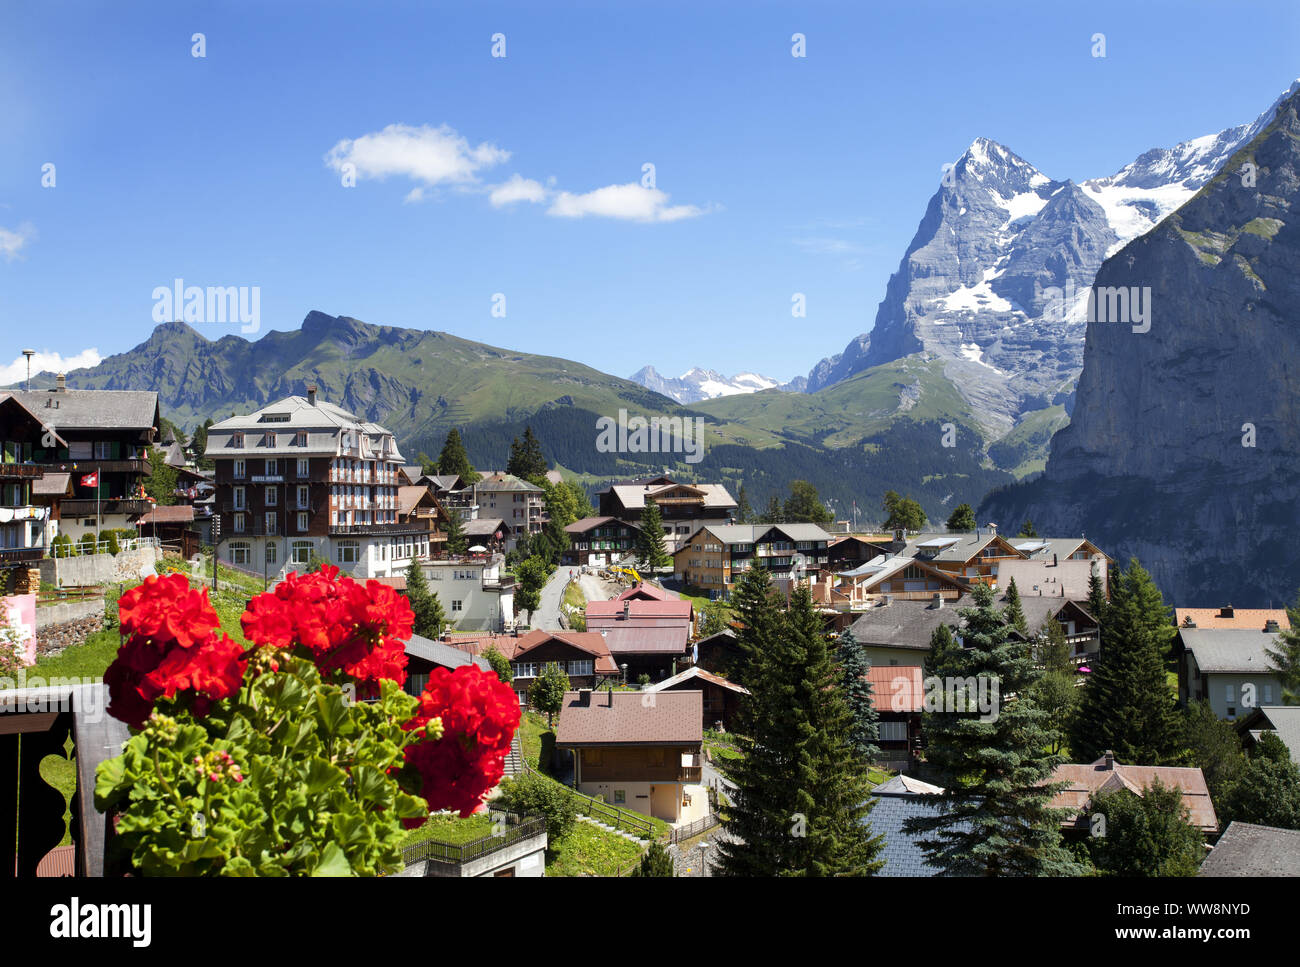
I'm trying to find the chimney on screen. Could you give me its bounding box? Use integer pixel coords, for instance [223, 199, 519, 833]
[1052, 553, 1058, 567]
[606, 686, 613, 707]
[931, 592, 943, 610]
[578, 688, 592, 706]
[988, 522, 997, 536]
[55, 373, 66, 393]
[1103, 750, 1115, 770]
[623, 601, 630, 620]
[1265, 619, 1281, 633]
[1220, 605, 1235, 619]
[307, 384, 318, 406]
[883, 594, 893, 607]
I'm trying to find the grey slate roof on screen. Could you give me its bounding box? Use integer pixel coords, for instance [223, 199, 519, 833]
[1199, 822, 1300, 877]
[868, 793, 970, 877]
[404, 634, 491, 672]
[1243, 705, 1300, 765]
[691, 522, 832, 545]
[7, 389, 159, 431]
[847, 599, 964, 651]
[1180, 629, 1283, 674]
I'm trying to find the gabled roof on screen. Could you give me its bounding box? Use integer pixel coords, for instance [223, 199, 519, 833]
[476, 473, 543, 493]
[874, 774, 944, 795]
[677, 522, 832, 547]
[0, 394, 68, 446]
[565, 515, 639, 535]
[137, 504, 195, 525]
[867, 793, 969, 877]
[1199, 822, 1300, 877]
[608, 481, 736, 512]
[1045, 756, 1218, 832]
[587, 598, 692, 620]
[645, 665, 749, 695]
[510, 630, 618, 675]
[405, 634, 491, 672]
[7, 389, 159, 432]
[1179, 628, 1283, 674]
[902, 531, 1023, 564]
[1175, 607, 1291, 632]
[463, 517, 506, 537]
[615, 582, 677, 603]
[397, 485, 435, 517]
[554, 690, 703, 746]
[1236, 705, 1300, 765]
[847, 598, 964, 652]
[997, 559, 1103, 602]
[31, 472, 71, 496]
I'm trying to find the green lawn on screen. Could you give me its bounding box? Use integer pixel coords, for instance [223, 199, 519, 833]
[546, 820, 645, 877]
[401, 811, 496, 848]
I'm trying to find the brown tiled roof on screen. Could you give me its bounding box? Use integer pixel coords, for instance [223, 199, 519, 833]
[137, 504, 195, 525]
[372, 576, 407, 590]
[1044, 756, 1218, 832]
[1175, 608, 1290, 631]
[555, 690, 703, 746]
[647, 665, 749, 695]
[597, 626, 691, 656]
[512, 629, 619, 675]
[587, 599, 692, 619]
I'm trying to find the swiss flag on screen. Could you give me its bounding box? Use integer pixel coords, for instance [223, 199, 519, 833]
[80, 472, 99, 488]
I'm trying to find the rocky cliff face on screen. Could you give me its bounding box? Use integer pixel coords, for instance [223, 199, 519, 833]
[805, 81, 1300, 441]
[982, 88, 1300, 606]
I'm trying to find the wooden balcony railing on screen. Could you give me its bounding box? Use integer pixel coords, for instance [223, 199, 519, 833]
[1, 683, 128, 878]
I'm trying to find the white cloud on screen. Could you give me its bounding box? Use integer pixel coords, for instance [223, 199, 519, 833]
[489, 174, 547, 207]
[0, 223, 35, 260]
[0, 348, 101, 386]
[324, 123, 509, 190]
[546, 183, 706, 222]
[793, 237, 869, 257]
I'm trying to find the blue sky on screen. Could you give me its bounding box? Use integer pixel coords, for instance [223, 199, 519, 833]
[1, 0, 1296, 385]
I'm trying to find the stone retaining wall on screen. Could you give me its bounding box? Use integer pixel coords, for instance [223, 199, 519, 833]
[36, 612, 106, 657]
[39, 546, 161, 588]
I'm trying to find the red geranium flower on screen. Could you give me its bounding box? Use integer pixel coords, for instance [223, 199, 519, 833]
[402, 665, 520, 819]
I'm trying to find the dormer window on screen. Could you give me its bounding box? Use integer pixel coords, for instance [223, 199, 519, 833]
[264, 431, 276, 447]
[295, 431, 308, 447]
[232, 432, 244, 448]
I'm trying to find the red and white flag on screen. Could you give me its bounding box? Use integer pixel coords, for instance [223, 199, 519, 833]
[80, 472, 99, 488]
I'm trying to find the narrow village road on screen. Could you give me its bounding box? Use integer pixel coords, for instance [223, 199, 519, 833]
[534, 567, 572, 629]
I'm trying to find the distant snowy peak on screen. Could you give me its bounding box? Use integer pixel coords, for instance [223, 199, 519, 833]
[631, 365, 790, 404]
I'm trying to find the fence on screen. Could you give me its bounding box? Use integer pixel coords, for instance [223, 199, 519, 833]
[400, 816, 547, 868]
[521, 755, 657, 838]
[49, 536, 159, 558]
[668, 812, 720, 844]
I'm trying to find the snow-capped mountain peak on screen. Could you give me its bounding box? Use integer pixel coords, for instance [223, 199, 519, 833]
[631, 365, 789, 404]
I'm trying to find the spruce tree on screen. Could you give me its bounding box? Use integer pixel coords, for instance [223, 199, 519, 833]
[1265, 588, 1300, 703]
[1003, 577, 1029, 638]
[1069, 559, 1181, 764]
[735, 484, 753, 524]
[716, 575, 883, 876]
[636, 499, 670, 571]
[437, 428, 475, 481]
[836, 629, 880, 760]
[507, 426, 548, 481]
[403, 560, 446, 639]
[760, 495, 783, 524]
[1087, 566, 1109, 626]
[444, 511, 468, 556]
[904, 582, 1081, 876]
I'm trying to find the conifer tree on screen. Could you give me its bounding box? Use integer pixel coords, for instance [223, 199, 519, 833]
[759, 495, 783, 524]
[1069, 559, 1181, 764]
[735, 484, 753, 524]
[444, 511, 468, 556]
[836, 629, 880, 760]
[403, 559, 446, 639]
[507, 426, 548, 481]
[630, 842, 676, 877]
[1003, 577, 1029, 638]
[905, 582, 1081, 876]
[437, 428, 476, 481]
[716, 573, 884, 876]
[1265, 588, 1300, 703]
[636, 499, 670, 571]
[1087, 566, 1109, 627]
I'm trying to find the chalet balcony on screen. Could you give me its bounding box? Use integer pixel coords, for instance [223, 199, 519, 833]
[329, 521, 429, 537]
[42, 459, 149, 475]
[60, 498, 153, 517]
[0, 464, 45, 480]
[1, 683, 126, 878]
